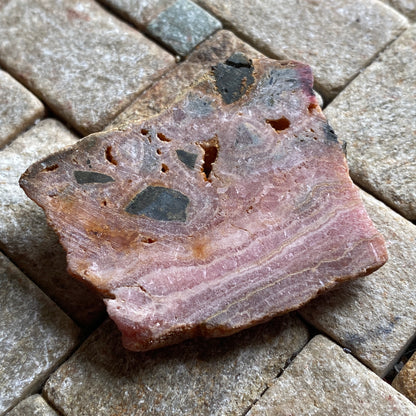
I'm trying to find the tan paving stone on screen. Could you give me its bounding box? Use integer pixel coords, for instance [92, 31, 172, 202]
[43, 315, 308, 416]
[196, 0, 408, 100]
[0, 0, 175, 135]
[5, 395, 58, 416]
[393, 351, 416, 405]
[0, 119, 104, 327]
[301, 191, 416, 377]
[325, 24, 416, 220]
[0, 252, 80, 415]
[247, 335, 416, 416]
[0, 70, 44, 148]
[381, 0, 416, 20]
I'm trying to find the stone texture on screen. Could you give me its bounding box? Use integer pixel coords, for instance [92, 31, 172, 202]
[381, 0, 416, 20]
[5, 395, 58, 416]
[0, 0, 175, 135]
[196, 0, 408, 100]
[0, 119, 104, 327]
[43, 314, 308, 415]
[247, 335, 416, 416]
[301, 190, 416, 377]
[146, 0, 222, 56]
[0, 70, 44, 148]
[393, 351, 416, 404]
[0, 252, 80, 415]
[325, 24, 416, 220]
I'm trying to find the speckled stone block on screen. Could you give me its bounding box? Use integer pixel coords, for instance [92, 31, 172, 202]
[301, 191, 416, 377]
[0, 70, 44, 148]
[196, 0, 408, 100]
[43, 315, 308, 416]
[381, 0, 416, 20]
[0, 252, 80, 415]
[325, 24, 416, 220]
[247, 336, 416, 416]
[146, 0, 222, 56]
[393, 351, 416, 405]
[0, 119, 104, 327]
[5, 395, 58, 416]
[0, 0, 174, 135]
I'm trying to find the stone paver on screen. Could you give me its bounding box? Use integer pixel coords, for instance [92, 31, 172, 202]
[301, 191, 416, 377]
[0, 119, 104, 327]
[325, 24, 416, 220]
[0, 252, 80, 415]
[43, 315, 308, 416]
[382, 0, 416, 20]
[196, 0, 408, 100]
[0, 0, 175, 135]
[393, 351, 416, 404]
[5, 395, 58, 416]
[247, 335, 416, 416]
[0, 70, 44, 148]
[146, 0, 222, 56]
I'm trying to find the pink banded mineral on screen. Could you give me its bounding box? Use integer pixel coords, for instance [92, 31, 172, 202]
[20, 54, 387, 351]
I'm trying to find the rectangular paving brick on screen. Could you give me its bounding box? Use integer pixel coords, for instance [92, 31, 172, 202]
[196, 0, 408, 100]
[0, 0, 175, 135]
[301, 191, 416, 377]
[325, 24, 416, 220]
[0, 70, 44, 148]
[5, 395, 58, 416]
[0, 119, 104, 327]
[0, 252, 80, 415]
[247, 335, 416, 416]
[43, 315, 308, 415]
[393, 350, 416, 405]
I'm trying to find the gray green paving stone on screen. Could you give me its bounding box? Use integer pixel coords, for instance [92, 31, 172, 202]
[381, 0, 416, 20]
[0, 252, 80, 415]
[5, 395, 58, 416]
[0, 70, 44, 148]
[247, 335, 416, 416]
[0, 0, 175, 135]
[196, 0, 408, 100]
[146, 0, 222, 56]
[43, 315, 308, 416]
[0, 119, 104, 327]
[301, 191, 416, 377]
[325, 24, 416, 220]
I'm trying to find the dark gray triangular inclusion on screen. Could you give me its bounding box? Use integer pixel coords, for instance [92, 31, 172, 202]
[126, 186, 189, 222]
[74, 171, 114, 184]
[176, 149, 197, 169]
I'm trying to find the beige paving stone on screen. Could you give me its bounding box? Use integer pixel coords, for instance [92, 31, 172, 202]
[0, 0, 175, 135]
[43, 315, 308, 416]
[5, 395, 58, 416]
[393, 351, 416, 405]
[381, 0, 416, 20]
[0, 70, 44, 148]
[247, 335, 416, 416]
[0, 252, 80, 415]
[0, 119, 104, 327]
[301, 191, 416, 377]
[325, 24, 416, 220]
[196, 0, 408, 100]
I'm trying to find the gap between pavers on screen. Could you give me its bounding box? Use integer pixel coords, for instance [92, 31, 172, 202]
[4, 395, 58, 416]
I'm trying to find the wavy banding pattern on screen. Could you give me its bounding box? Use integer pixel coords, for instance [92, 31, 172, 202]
[20, 55, 387, 351]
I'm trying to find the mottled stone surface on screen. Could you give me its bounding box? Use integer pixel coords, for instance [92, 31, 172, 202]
[301, 191, 416, 377]
[381, 0, 416, 20]
[325, 24, 416, 220]
[44, 315, 308, 416]
[196, 0, 408, 100]
[0, 0, 174, 135]
[146, 0, 222, 56]
[5, 395, 58, 416]
[247, 335, 416, 416]
[0, 119, 104, 327]
[0, 252, 80, 415]
[393, 351, 416, 404]
[0, 70, 44, 148]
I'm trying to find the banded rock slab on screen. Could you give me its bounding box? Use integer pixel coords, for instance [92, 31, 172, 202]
[20, 55, 387, 351]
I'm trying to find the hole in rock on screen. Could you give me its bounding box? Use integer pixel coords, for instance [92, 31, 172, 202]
[42, 164, 59, 172]
[161, 163, 169, 173]
[157, 132, 171, 142]
[308, 103, 318, 113]
[141, 237, 157, 244]
[199, 136, 219, 181]
[105, 146, 117, 165]
[101, 200, 107, 207]
[156, 149, 162, 155]
[141, 129, 149, 135]
[266, 117, 291, 132]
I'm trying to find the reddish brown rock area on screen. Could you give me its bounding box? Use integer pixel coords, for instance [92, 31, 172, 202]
[20, 55, 387, 351]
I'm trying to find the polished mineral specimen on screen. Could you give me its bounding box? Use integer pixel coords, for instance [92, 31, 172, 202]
[20, 54, 388, 351]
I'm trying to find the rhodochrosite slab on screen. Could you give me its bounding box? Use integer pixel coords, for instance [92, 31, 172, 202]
[20, 55, 387, 351]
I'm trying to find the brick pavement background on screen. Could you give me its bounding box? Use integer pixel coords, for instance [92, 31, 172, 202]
[0, 0, 415, 415]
